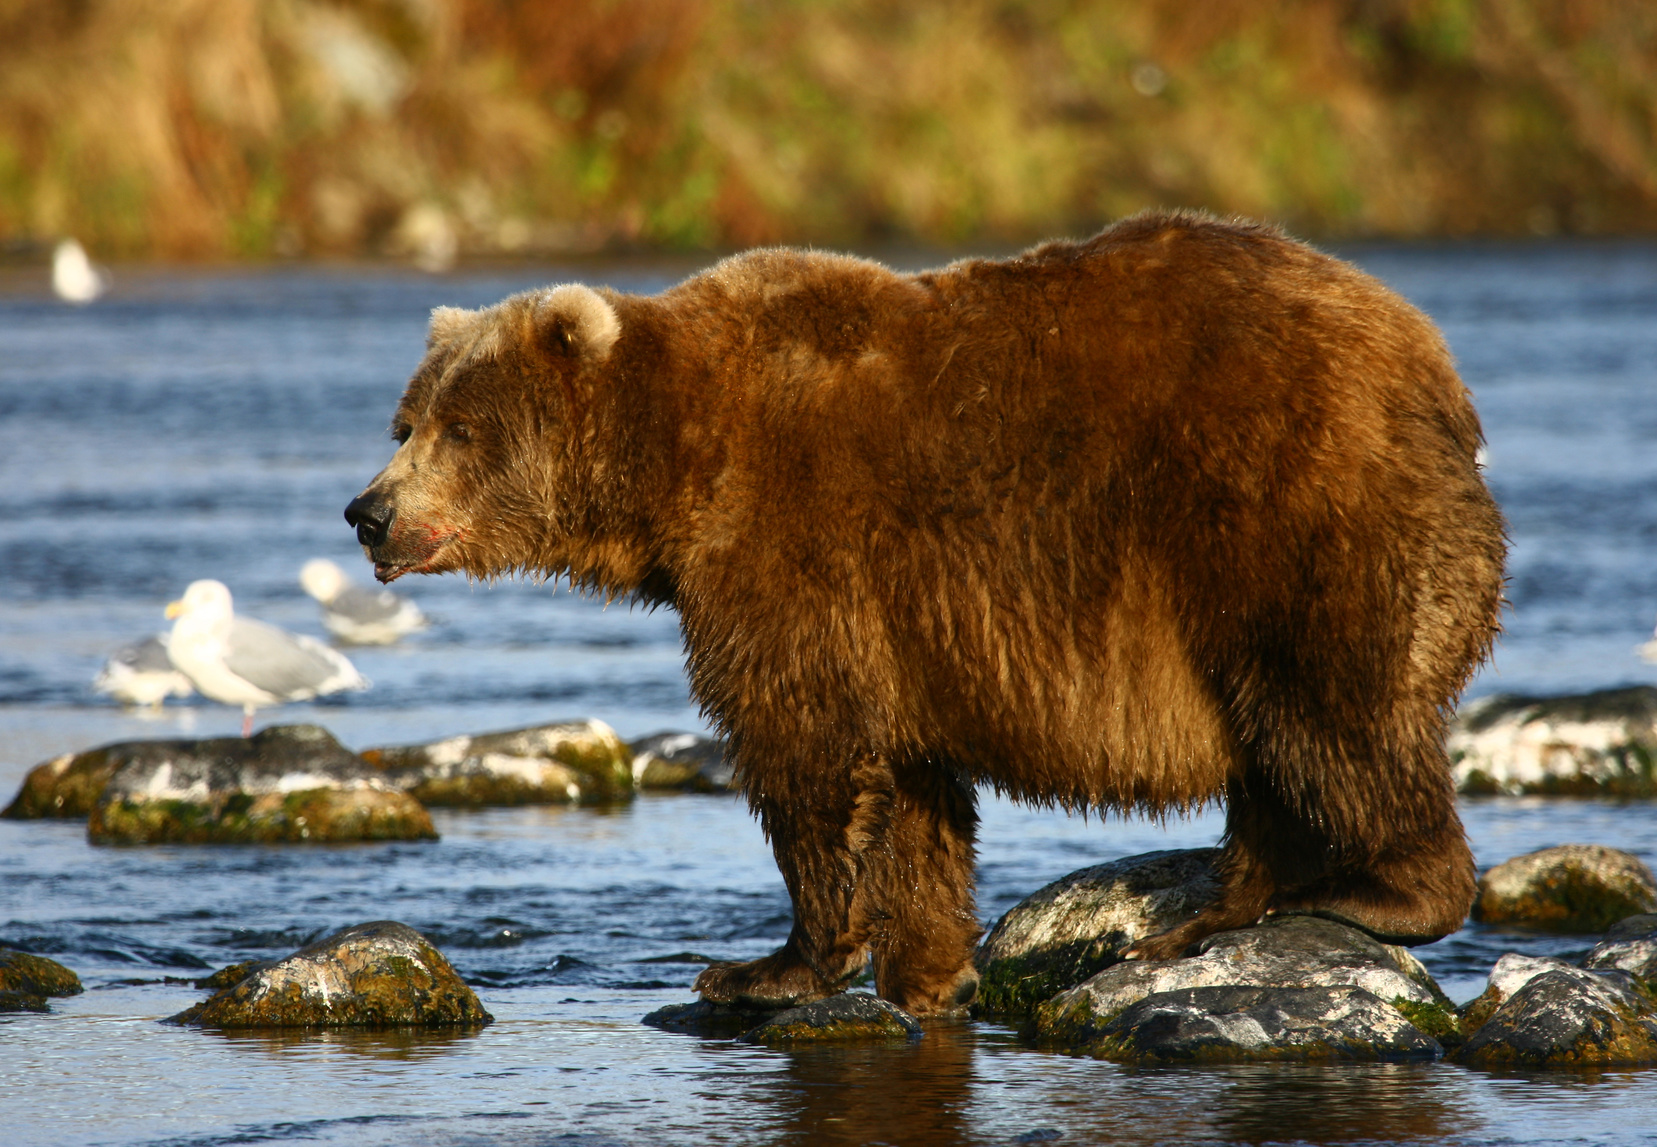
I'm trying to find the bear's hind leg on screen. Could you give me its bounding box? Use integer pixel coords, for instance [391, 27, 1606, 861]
[863, 759, 981, 1016]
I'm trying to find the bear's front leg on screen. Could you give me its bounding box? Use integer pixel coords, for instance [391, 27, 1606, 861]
[694, 756, 890, 1009]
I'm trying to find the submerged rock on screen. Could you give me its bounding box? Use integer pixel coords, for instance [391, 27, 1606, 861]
[363, 720, 633, 806]
[642, 993, 923, 1045]
[0, 949, 83, 1013]
[974, 848, 1222, 1018]
[643, 998, 781, 1039]
[1583, 914, 1657, 986]
[738, 993, 924, 1046]
[1449, 688, 1657, 796]
[1455, 963, 1657, 1068]
[630, 732, 733, 793]
[1063, 984, 1442, 1064]
[1472, 845, 1657, 933]
[4, 745, 129, 819]
[1033, 917, 1456, 1062]
[87, 725, 436, 845]
[168, 921, 490, 1028]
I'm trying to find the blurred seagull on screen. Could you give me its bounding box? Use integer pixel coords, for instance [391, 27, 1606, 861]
[165, 579, 368, 736]
[1640, 621, 1657, 664]
[52, 238, 109, 304]
[300, 558, 428, 645]
[94, 634, 195, 709]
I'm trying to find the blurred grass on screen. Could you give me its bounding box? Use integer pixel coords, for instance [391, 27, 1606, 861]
[1, 0, 1653, 259]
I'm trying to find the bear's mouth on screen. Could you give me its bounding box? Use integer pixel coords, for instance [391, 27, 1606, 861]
[370, 526, 462, 583]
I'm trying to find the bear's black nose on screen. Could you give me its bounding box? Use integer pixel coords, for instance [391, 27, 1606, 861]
[344, 494, 395, 548]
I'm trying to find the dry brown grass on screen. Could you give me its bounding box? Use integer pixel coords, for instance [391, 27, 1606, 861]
[0, 0, 1652, 257]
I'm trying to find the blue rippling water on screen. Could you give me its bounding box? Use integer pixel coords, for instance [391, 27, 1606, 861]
[2, 240, 1656, 1146]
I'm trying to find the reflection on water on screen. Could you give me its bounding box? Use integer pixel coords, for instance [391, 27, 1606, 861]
[210, 1023, 492, 1061]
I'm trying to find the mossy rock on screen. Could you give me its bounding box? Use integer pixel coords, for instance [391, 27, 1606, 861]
[1449, 688, 1657, 797]
[1455, 967, 1657, 1068]
[90, 787, 436, 845]
[643, 998, 782, 1038]
[168, 921, 491, 1028]
[1473, 845, 1657, 933]
[630, 733, 733, 793]
[0, 949, 83, 997]
[0, 990, 50, 1013]
[3, 747, 131, 819]
[737, 993, 923, 1046]
[364, 720, 635, 806]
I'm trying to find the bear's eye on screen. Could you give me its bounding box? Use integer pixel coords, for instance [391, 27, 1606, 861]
[390, 422, 412, 445]
[446, 422, 472, 443]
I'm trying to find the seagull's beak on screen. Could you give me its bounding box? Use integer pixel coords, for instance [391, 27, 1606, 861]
[164, 600, 183, 619]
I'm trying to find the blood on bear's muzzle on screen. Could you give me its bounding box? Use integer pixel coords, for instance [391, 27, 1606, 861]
[344, 493, 395, 549]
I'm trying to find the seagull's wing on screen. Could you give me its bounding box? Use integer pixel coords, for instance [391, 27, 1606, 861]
[332, 585, 413, 625]
[224, 618, 364, 700]
[126, 634, 177, 673]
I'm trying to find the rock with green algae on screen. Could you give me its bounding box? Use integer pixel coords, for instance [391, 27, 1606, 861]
[642, 998, 784, 1039]
[86, 725, 436, 845]
[362, 720, 634, 806]
[4, 744, 135, 819]
[1045, 984, 1443, 1064]
[630, 732, 733, 793]
[1583, 914, 1657, 986]
[738, 993, 924, 1046]
[1032, 917, 1455, 1062]
[1454, 963, 1657, 1069]
[973, 848, 1221, 1019]
[1449, 687, 1657, 797]
[0, 949, 83, 1011]
[167, 921, 490, 1028]
[1472, 844, 1657, 933]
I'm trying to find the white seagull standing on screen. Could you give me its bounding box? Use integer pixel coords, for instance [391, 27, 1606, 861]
[165, 579, 368, 736]
[299, 558, 428, 645]
[94, 634, 195, 708]
[52, 238, 109, 304]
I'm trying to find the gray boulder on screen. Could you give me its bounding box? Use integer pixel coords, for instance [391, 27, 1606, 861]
[86, 725, 435, 845]
[1059, 984, 1442, 1064]
[363, 720, 634, 806]
[1583, 913, 1657, 986]
[1449, 687, 1657, 797]
[1033, 916, 1457, 1061]
[1472, 844, 1657, 933]
[630, 732, 733, 793]
[974, 848, 1221, 1018]
[168, 921, 491, 1028]
[1455, 961, 1657, 1068]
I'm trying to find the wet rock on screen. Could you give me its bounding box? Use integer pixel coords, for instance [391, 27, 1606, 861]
[643, 998, 780, 1039]
[167, 921, 490, 1028]
[1033, 917, 1457, 1060]
[738, 993, 924, 1046]
[3, 745, 128, 819]
[196, 959, 273, 991]
[1051, 984, 1442, 1064]
[86, 725, 436, 845]
[1472, 844, 1657, 933]
[0, 949, 83, 1005]
[1583, 914, 1657, 986]
[363, 720, 634, 806]
[974, 848, 1222, 1018]
[0, 990, 51, 1013]
[630, 732, 733, 793]
[1449, 688, 1657, 796]
[1458, 954, 1578, 1032]
[1454, 963, 1657, 1068]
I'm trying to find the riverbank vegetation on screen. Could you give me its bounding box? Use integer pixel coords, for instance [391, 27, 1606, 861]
[2, 0, 1653, 259]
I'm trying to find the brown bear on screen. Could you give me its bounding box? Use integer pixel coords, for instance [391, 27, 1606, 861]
[345, 210, 1505, 1017]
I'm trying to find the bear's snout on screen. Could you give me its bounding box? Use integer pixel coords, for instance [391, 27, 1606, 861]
[344, 492, 395, 548]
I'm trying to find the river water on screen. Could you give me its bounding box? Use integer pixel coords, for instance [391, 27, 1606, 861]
[2, 239, 1655, 1146]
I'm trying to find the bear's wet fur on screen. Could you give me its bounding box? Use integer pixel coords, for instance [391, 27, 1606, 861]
[348, 210, 1505, 1016]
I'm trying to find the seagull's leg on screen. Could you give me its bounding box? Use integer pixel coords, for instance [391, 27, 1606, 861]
[242, 707, 254, 738]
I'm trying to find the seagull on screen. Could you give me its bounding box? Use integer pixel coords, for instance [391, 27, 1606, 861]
[52, 239, 109, 304]
[94, 634, 195, 708]
[1640, 621, 1657, 664]
[299, 558, 428, 645]
[165, 579, 369, 736]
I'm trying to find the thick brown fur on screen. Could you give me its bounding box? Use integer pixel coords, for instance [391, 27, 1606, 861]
[348, 210, 1506, 1016]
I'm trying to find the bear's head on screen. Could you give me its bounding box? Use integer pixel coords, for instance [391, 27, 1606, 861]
[345, 283, 622, 584]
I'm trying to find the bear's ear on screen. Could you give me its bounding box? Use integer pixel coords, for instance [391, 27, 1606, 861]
[535, 284, 621, 363]
[428, 306, 477, 350]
